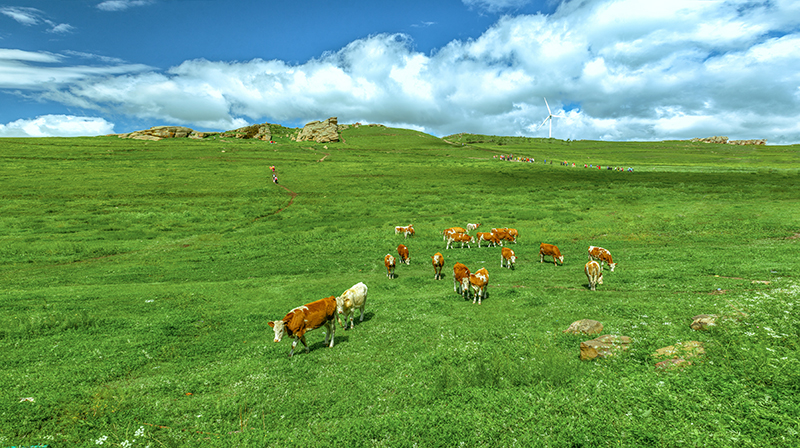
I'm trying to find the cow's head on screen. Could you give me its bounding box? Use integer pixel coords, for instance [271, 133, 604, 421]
[268, 320, 286, 342]
[510, 255, 516, 264]
[609, 262, 616, 272]
[558, 255, 565, 264]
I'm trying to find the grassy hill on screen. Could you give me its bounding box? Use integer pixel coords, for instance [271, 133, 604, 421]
[1, 129, 799, 446]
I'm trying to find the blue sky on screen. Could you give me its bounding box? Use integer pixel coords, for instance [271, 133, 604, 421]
[1, 0, 799, 143]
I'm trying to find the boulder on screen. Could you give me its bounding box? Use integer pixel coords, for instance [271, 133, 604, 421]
[690, 314, 718, 331]
[652, 341, 705, 370]
[580, 335, 632, 361]
[120, 126, 195, 140]
[563, 319, 604, 336]
[296, 117, 339, 143]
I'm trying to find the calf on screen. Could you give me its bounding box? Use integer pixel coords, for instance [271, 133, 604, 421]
[588, 246, 616, 271]
[384, 254, 396, 278]
[453, 262, 471, 299]
[585, 260, 603, 291]
[442, 227, 467, 241]
[431, 252, 445, 280]
[476, 232, 501, 247]
[467, 223, 480, 231]
[395, 224, 415, 238]
[397, 244, 410, 265]
[269, 296, 338, 357]
[469, 268, 489, 304]
[335, 282, 368, 330]
[539, 243, 564, 266]
[500, 247, 516, 269]
[446, 233, 474, 249]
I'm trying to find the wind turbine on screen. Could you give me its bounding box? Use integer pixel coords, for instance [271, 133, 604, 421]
[536, 97, 566, 138]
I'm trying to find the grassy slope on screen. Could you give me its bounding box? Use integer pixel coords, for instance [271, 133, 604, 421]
[1, 129, 799, 447]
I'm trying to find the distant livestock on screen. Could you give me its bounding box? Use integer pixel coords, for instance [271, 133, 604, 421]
[442, 227, 468, 241]
[453, 262, 471, 299]
[335, 282, 368, 330]
[467, 223, 480, 231]
[588, 246, 616, 271]
[395, 224, 415, 238]
[469, 268, 489, 304]
[539, 243, 564, 266]
[384, 254, 396, 278]
[585, 260, 603, 291]
[269, 296, 338, 357]
[397, 244, 410, 265]
[492, 228, 516, 244]
[501, 247, 516, 269]
[431, 252, 445, 280]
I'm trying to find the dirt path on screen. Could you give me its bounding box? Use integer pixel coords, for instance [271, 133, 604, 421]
[273, 184, 298, 214]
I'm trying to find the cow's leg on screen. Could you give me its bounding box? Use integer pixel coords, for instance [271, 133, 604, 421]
[328, 321, 335, 347]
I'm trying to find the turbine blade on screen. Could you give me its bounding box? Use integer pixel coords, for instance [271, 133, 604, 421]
[544, 97, 552, 114]
[537, 116, 550, 130]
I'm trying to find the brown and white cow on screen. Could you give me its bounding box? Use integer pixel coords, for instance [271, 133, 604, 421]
[394, 224, 415, 238]
[585, 260, 603, 291]
[442, 227, 468, 241]
[539, 243, 564, 265]
[491, 228, 515, 244]
[453, 262, 471, 299]
[469, 267, 489, 304]
[507, 228, 519, 243]
[446, 233, 474, 249]
[501, 247, 516, 269]
[384, 254, 396, 278]
[476, 231, 501, 247]
[467, 223, 481, 231]
[335, 282, 368, 330]
[397, 244, 410, 265]
[431, 252, 445, 280]
[588, 246, 616, 271]
[268, 295, 338, 357]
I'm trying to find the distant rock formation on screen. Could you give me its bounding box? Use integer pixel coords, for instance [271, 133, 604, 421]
[119, 126, 199, 141]
[296, 117, 339, 143]
[220, 123, 272, 141]
[691, 136, 767, 145]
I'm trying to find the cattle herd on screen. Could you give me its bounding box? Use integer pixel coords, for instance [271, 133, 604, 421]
[269, 224, 617, 357]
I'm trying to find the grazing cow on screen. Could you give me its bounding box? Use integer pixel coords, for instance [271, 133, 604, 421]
[431, 252, 445, 280]
[491, 228, 515, 244]
[397, 244, 410, 265]
[269, 296, 338, 357]
[446, 233, 474, 249]
[442, 227, 468, 241]
[539, 243, 564, 266]
[469, 268, 489, 304]
[453, 262, 471, 299]
[335, 282, 368, 330]
[588, 246, 616, 271]
[476, 232, 501, 247]
[384, 254, 396, 278]
[394, 224, 415, 238]
[501, 247, 516, 269]
[585, 260, 603, 291]
[467, 223, 480, 231]
[506, 228, 519, 243]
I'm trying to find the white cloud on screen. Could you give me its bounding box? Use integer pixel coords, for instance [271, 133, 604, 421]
[5, 0, 800, 143]
[96, 0, 155, 12]
[0, 6, 73, 33]
[463, 0, 533, 13]
[0, 115, 115, 137]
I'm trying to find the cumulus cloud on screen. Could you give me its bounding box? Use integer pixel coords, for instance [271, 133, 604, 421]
[462, 0, 533, 13]
[0, 115, 114, 137]
[5, 0, 800, 142]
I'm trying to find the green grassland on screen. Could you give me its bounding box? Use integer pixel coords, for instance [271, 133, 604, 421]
[1, 127, 799, 447]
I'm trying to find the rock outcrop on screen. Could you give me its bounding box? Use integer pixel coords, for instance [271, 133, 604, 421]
[652, 341, 705, 370]
[691, 136, 766, 145]
[119, 126, 197, 141]
[221, 123, 272, 141]
[690, 314, 718, 331]
[296, 117, 339, 143]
